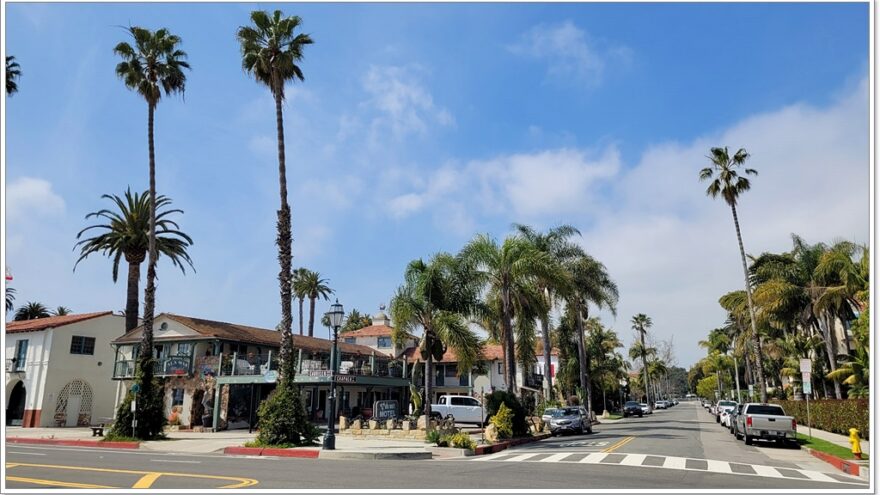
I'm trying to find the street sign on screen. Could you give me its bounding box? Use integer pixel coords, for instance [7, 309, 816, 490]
[748, 384, 754, 395]
[802, 371, 811, 383]
[802, 380, 813, 395]
[130, 400, 137, 412]
[130, 383, 140, 394]
[264, 370, 277, 383]
[800, 358, 812, 373]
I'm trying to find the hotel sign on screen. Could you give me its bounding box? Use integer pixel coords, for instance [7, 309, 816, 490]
[335, 374, 357, 384]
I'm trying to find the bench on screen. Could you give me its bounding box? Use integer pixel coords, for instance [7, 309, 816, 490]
[91, 424, 105, 437]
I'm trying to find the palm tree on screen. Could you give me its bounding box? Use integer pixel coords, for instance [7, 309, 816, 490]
[74, 189, 194, 333]
[238, 10, 313, 375]
[6, 56, 21, 95]
[513, 223, 581, 399]
[630, 314, 654, 404]
[14, 302, 51, 321]
[390, 254, 482, 418]
[460, 234, 563, 395]
[302, 270, 333, 337]
[292, 268, 308, 335]
[52, 306, 73, 316]
[115, 26, 189, 439]
[5, 287, 15, 313]
[699, 146, 767, 402]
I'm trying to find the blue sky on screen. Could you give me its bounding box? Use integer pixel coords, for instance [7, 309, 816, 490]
[4, 2, 870, 367]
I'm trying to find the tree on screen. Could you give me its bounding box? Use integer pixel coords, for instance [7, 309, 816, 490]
[390, 254, 482, 419]
[300, 270, 333, 337]
[14, 302, 51, 321]
[6, 56, 21, 95]
[114, 26, 190, 440]
[74, 189, 194, 333]
[460, 234, 563, 396]
[5, 287, 15, 313]
[827, 308, 869, 398]
[340, 309, 374, 333]
[52, 306, 73, 316]
[699, 146, 767, 402]
[292, 268, 308, 335]
[513, 223, 581, 399]
[630, 314, 654, 404]
[238, 10, 313, 375]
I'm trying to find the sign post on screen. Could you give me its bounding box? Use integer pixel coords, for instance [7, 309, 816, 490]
[130, 383, 140, 433]
[800, 359, 812, 440]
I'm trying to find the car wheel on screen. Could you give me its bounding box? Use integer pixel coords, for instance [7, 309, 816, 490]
[744, 434, 752, 446]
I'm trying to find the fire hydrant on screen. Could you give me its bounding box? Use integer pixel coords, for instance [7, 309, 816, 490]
[849, 428, 862, 460]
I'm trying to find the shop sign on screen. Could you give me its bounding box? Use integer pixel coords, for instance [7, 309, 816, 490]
[334, 374, 357, 383]
[165, 357, 190, 375]
[374, 400, 398, 420]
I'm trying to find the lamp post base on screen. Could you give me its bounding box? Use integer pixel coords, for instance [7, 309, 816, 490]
[322, 432, 336, 450]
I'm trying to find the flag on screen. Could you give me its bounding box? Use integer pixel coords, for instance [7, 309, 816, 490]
[4, 266, 11, 282]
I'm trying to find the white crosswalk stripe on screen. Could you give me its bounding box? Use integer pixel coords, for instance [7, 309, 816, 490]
[468, 451, 864, 485]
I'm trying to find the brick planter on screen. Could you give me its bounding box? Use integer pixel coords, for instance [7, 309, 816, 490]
[223, 446, 319, 458]
[806, 448, 861, 476]
[473, 433, 551, 456]
[7, 437, 140, 449]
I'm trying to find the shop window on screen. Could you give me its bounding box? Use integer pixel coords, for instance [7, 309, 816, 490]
[70, 336, 96, 355]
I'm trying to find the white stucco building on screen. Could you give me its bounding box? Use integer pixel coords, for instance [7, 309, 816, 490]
[5, 312, 124, 427]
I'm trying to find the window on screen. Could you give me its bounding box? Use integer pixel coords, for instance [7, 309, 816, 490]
[228, 343, 248, 355]
[377, 336, 392, 348]
[445, 365, 458, 377]
[438, 397, 447, 405]
[450, 397, 479, 407]
[70, 336, 96, 355]
[13, 340, 28, 370]
[172, 388, 184, 407]
[344, 337, 356, 344]
[175, 343, 192, 356]
[497, 362, 503, 375]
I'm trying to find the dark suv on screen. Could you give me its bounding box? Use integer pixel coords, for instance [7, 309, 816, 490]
[623, 401, 643, 418]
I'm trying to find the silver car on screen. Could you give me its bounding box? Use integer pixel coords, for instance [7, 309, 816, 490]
[548, 406, 592, 435]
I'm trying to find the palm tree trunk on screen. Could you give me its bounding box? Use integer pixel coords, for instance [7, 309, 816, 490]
[137, 101, 158, 439]
[821, 314, 842, 399]
[308, 296, 316, 337]
[124, 259, 141, 333]
[733, 355, 742, 402]
[424, 332, 434, 424]
[639, 331, 650, 405]
[501, 288, 517, 395]
[730, 204, 768, 402]
[575, 305, 587, 394]
[273, 80, 294, 374]
[541, 315, 553, 400]
[298, 297, 304, 335]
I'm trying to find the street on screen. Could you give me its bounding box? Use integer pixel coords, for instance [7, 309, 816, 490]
[5, 402, 868, 489]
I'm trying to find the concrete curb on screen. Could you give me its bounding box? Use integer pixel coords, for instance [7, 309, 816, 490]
[222, 446, 319, 458]
[7, 437, 140, 449]
[425, 446, 474, 457]
[473, 433, 551, 456]
[805, 447, 863, 478]
[318, 450, 432, 460]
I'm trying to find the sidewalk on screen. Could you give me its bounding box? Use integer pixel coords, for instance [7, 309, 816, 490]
[802, 426, 870, 454]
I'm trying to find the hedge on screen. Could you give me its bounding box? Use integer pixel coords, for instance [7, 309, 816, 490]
[770, 399, 869, 440]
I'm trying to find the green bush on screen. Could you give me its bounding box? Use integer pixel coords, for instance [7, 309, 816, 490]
[443, 431, 477, 450]
[425, 429, 442, 445]
[771, 399, 869, 440]
[109, 372, 166, 440]
[485, 391, 529, 437]
[490, 403, 514, 439]
[255, 379, 320, 447]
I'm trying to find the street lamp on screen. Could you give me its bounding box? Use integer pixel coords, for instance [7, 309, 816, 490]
[619, 379, 627, 412]
[322, 300, 345, 450]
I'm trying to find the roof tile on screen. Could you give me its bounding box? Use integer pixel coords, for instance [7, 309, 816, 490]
[5, 312, 114, 334]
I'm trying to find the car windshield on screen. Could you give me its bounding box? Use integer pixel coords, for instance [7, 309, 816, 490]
[719, 401, 737, 406]
[625, 402, 640, 407]
[552, 408, 579, 417]
[542, 408, 557, 415]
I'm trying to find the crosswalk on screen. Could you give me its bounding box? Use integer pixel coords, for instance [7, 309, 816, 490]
[469, 451, 866, 485]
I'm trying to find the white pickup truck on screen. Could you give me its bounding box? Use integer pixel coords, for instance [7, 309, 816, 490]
[430, 395, 486, 426]
[734, 403, 797, 446]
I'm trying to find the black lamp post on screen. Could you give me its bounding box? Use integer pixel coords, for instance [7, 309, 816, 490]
[322, 300, 345, 450]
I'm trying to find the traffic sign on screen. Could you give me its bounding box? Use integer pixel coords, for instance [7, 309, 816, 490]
[802, 380, 812, 395]
[802, 371, 811, 382]
[131, 383, 141, 394]
[800, 358, 812, 373]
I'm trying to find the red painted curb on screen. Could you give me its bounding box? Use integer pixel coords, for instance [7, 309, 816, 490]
[807, 448, 861, 476]
[473, 433, 551, 456]
[223, 446, 319, 458]
[7, 437, 140, 449]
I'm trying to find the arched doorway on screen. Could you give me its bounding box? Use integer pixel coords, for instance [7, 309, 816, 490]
[6, 381, 26, 426]
[55, 379, 94, 427]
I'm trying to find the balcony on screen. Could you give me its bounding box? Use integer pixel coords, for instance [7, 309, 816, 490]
[299, 358, 403, 379]
[218, 352, 278, 376]
[112, 355, 195, 379]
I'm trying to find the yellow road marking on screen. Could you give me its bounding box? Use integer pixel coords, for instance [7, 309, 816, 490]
[6, 475, 115, 489]
[6, 464, 20, 469]
[6, 462, 258, 489]
[132, 472, 163, 489]
[603, 436, 635, 453]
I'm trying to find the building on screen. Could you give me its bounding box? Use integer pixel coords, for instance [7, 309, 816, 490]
[5, 312, 124, 427]
[340, 309, 417, 358]
[110, 313, 411, 430]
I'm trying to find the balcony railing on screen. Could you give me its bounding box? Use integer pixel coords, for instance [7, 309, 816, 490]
[299, 358, 404, 379]
[218, 352, 278, 376]
[112, 355, 194, 379]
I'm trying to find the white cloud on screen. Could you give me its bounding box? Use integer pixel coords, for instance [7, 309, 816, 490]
[508, 20, 632, 86]
[361, 65, 454, 142]
[6, 177, 65, 222]
[299, 176, 364, 211]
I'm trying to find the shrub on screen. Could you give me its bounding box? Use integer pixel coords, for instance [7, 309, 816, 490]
[255, 379, 320, 447]
[110, 372, 166, 440]
[485, 391, 530, 437]
[771, 399, 869, 440]
[443, 431, 477, 450]
[490, 403, 514, 439]
[425, 429, 442, 445]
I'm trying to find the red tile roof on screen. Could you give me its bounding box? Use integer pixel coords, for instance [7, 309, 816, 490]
[343, 324, 415, 340]
[5, 312, 114, 334]
[403, 343, 505, 363]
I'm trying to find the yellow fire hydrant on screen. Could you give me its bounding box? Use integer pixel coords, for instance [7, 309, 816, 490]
[849, 428, 862, 459]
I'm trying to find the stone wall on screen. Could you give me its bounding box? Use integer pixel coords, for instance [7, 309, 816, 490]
[336, 417, 456, 441]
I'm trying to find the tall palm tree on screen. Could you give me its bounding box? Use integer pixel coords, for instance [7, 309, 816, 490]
[699, 146, 767, 402]
[74, 189, 194, 333]
[631, 314, 654, 404]
[460, 234, 563, 395]
[302, 270, 333, 337]
[6, 56, 21, 95]
[292, 268, 308, 335]
[52, 306, 73, 316]
[513, 223, 581, 399]
[5, 287, 15, 313]
[14, 302, 51, 321]
[238, 10, 313, 375]
[115, 26, 189, 439]
[390, 254, 482, 417]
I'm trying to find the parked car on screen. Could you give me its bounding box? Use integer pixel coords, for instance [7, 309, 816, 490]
[431, 395, 486, 426]
[720, 405, 737, 427]
[548, 406, 592, 435]
[640, 403, 653, 415]
[653, 400, 667, 410]
[623, 401, 643, 418]
[542, 408, 558, 425]
[735, 403, 797, 445]
[715, 400, 737, 423]
[729, 404, 745, 435]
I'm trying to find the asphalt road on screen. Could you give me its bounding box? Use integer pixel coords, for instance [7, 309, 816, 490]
[5, 402, 868, 490]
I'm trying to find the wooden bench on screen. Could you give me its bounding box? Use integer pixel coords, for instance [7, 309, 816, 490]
[91, 425, 105, 437]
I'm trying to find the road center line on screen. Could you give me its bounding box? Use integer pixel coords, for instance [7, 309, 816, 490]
[132, 472, 163, 489]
